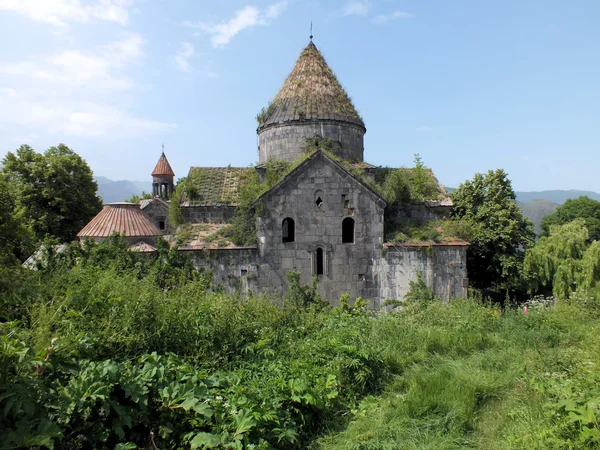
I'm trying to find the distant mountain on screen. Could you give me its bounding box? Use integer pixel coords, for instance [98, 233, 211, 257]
[518, 199, 558, 233]
[95, 176, 152, 203]
[515, 190, 600, 205]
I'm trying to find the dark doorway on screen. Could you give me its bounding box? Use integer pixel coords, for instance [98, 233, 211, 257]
[282, 218, 295, 243]
[342, 217, 355, 243]
[316, 248, 324, 275]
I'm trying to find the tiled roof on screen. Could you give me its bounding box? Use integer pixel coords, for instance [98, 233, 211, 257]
[77, 203, 162, 238]
[152, 152, 175, 176]
[258, 41, 364, 129]
[182, 167, 248, 206]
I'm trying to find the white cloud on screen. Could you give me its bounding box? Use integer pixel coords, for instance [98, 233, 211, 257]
[185, 1, 288, 48]
[0, 34, 174, 139]
[0, 34, 144, 90]
[0, 0, 131, 26]
[174, 42, 195, 73]
[0, 88, 175, 138]
[343, 1, 370, 16]
[372, 10, 414, 25]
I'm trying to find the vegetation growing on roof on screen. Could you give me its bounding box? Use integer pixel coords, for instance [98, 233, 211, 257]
[256, 42, 364, 127]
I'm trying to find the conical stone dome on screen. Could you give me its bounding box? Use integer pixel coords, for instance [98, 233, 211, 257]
[257, 41, 366, 163]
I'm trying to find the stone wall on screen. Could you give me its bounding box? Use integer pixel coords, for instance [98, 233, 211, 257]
[258, 120, 365, 163]
[181, 205, 237, 224]
[256, 152, 385, 304]
[185, 248, 262, 296]
[184, 243, 468, 306]
[142, 199, 171, 233]
[375, 244, 468, 302]
[386, 204, 453, 225]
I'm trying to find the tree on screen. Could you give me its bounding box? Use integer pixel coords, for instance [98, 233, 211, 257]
[125, 192, 152, 203]
[1, 144, 103, 242]
[451, 169, 535, 292]
[0, 176, 35, 265]
[540, 196, 600, 242]
[523, 219, 588, 298]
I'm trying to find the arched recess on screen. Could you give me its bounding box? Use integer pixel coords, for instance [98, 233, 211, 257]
[316, 247, 324, 275]
[282, 217, 295, 243]
[342, 217, 355, 243]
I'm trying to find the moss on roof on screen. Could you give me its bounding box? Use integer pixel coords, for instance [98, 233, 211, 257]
[182, 167, 248, 206]
[257, 41, 364, 129]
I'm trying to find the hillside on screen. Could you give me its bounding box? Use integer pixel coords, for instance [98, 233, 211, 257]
[518, 199, 558, 233]
[515, 189, 600, 204]
[95, 176, 151, 203]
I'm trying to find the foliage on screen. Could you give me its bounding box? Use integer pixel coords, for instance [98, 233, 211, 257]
[1, 144, 103, 242]
[0, 176, 35, 265]
[169, 179, 185, 228]
[3, 238, 600, 448]
[540, 195, 600, 241]
[377, 161, 441, 207]
[451, 169, 535, 293]
[524, 219, 600, 299]
[124, 192, 152, 203]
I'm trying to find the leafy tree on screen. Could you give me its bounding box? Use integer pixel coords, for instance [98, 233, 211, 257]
[1, 144, 102, 242]
[524, 219, 588, 298]
[451, 169, 535, 292]
[525, 219, 600, 298]
[0, 176, 35, 265]
[124, 192, 152, 203]
[540, 196, 600, 241]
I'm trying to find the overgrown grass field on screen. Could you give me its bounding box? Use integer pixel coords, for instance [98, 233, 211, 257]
[2, 243, 600, 448]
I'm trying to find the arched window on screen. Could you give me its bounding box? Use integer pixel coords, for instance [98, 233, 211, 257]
[316, 247, 324, 275]
[342, 217, 355, 243]
[282, 218, 295, 243]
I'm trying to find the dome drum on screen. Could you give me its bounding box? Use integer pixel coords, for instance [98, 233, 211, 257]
[258, 119, 364, 163]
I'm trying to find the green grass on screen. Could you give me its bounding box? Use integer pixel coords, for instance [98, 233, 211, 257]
[3, 243, 600, 448]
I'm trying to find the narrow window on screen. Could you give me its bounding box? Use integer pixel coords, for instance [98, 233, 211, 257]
[315, 196, 323, 208]
[159, 220, 166, 231]
[282, 217, 295, 243]
[342, 217, 355, 243]
[316, 247, 324, 275]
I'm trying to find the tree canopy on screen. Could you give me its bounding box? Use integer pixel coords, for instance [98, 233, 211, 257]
[540, 195, 600, 241]
[1, 144, 103, 243]
[451, 169, 535, 292]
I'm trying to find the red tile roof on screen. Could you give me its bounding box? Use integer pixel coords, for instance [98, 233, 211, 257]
[77, 203, 162, 238]
[152, 152, 175, 176]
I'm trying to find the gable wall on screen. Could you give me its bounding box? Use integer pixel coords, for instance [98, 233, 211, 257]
[256, 157, 385, 304]
[142, 201, 171, 233]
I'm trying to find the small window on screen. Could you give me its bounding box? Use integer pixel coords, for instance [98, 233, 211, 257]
[315, 196, 323, 208]
[282, 217, 295, 243]
[316, 247, 324, 275]
[159, 220, 166, 231]
[342, 217, 355, 243]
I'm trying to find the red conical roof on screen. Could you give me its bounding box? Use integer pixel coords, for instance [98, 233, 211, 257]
[77, 203, 162, 238]
[152, 152, 175, 176]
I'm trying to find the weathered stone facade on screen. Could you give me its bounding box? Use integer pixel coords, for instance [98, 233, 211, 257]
[149, 40, 470, 305]
[181, 152, 468, 305]
[255, 151, 385, 302]
[258, 120, 365, 163]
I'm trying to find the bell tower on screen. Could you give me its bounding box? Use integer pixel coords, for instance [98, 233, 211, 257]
[151, 149, 175, 199]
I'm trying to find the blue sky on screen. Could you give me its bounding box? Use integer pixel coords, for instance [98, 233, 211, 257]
[0, 0, 599, 192]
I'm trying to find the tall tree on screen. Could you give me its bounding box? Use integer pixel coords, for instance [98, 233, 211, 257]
[0, 176, 35, 265]
[451, 169, 535, 292]
[1, 144, 103, 242]
[540, 196, 600, 241]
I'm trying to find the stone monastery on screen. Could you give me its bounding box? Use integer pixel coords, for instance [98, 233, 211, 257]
[78, 40, 468, 306]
